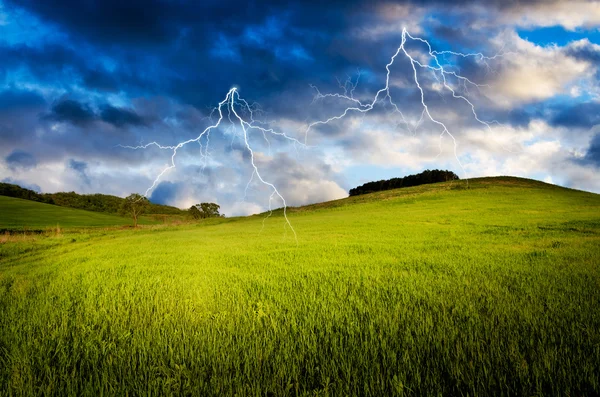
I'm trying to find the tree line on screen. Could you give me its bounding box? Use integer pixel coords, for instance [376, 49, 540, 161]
[1, 182, 225, 227]
[118, 194, 224, 227]
[0, 182, 184, 215]
[188, 203, 224, 219]
[349, 169, 459, 196]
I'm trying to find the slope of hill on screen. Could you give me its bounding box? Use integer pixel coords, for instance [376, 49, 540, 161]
[348, 168, 459, 196]
[0, 182, 185, 215]
[1, 177, 599, 395]
[0, 195, 156, 229]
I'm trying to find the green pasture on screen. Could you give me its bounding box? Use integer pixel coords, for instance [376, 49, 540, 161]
[0, 195, 160, 229]
[1, 177, 599, 395]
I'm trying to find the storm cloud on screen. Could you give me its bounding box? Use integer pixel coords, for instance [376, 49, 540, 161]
[1, 0, 599, 214]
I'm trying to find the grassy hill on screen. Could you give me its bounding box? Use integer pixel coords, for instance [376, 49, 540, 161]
[0, 195, 157, 229]
[1, 177, 599, 395]
[0, 182, 186, 216]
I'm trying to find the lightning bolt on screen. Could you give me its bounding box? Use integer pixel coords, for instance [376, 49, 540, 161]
[120, 87, 304, 241]
[307, 27, 504, 177]
[123, 28, 503, 238]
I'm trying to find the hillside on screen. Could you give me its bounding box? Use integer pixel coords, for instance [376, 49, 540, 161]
[0, 182, 186, 215]
[348, 169, 459, 196]
[1, 176, 599, 395]
[288, 176, 591, 212]
[0, 195, 157, 229]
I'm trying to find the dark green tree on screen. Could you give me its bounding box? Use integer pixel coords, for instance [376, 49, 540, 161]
[189, 205, 202, 220]
[349, 169, 460, 196]
[190, 202, 222, 219]
[200, 202, 220, 218]
[119, 193, 149, 227]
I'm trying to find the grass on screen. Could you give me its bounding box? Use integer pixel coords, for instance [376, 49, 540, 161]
[0, 195, 161, 230]
[0, 177, 599, 396]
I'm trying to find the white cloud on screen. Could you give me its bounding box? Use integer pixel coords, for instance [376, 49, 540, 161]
[226, 201, 264, 217]
[459, 120, 600, 193]
[280, 178, 347, 207]
[353, 3, 424, 40]
[254, 152, 347, 207]
[502, 1, 600, 31]
[484, 31, 592, 107]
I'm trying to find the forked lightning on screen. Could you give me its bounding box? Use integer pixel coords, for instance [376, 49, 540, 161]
[123, 28, 502, 238]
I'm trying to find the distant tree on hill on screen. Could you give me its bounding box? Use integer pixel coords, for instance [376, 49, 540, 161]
[0, 182, 187, 215]
[189, 202, 223, 219]
[349, 169, 459, 196]
[0, 182, 54, 204]
[119, 193, 149, 227]
[189, 205, 202, 219]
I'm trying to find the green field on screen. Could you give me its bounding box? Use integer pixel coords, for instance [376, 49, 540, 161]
[1, 177, 599, 395]
[0, 195, 159, 229]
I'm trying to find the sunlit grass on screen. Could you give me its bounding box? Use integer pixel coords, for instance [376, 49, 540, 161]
[1, 177, 599, 395]
[0, 195, 163, 229]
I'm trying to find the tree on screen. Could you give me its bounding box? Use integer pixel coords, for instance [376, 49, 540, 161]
[188, 205, 202, 220]
[189, 202, 222, 219]
[348, 169, 460, 196]
[119, 193, 149, 227]
[199, 202, 221, 218]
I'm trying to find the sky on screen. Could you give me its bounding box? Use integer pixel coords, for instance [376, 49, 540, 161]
[0, 0, 599, 216]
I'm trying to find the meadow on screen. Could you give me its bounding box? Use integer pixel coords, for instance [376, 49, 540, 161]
[0, 177, 599, 396]
[0, 195, 159, 229]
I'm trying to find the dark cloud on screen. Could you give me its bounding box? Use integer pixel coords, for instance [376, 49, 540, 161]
[0, 44, 77, 82]
[0, 0, 438, 134]
[45, 99, 96, 125]
[43, 99, 147, 128]
[1, 0, 379, 112]
[0, 43, 133, 96]
[82, 69, 120, 92]
[68, 159, 87, 172]
[4, 0, 365, 48]
[5, 149, 37, 170]
[429, 22, 483, 50]
[0, 88, 45, 111]
[150, 181, 182, 205]
[100, 105, 146, 127]
[581, 133, 600, 167]
[432, 25, 470, 44]
[0, 98, 44, 148]
[4, 0, 188, 46]
[1, 0, 600, 201]
[551, 102, 600, 129]
[565, 41, 600, 64]
[68, 159, 90, 185]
